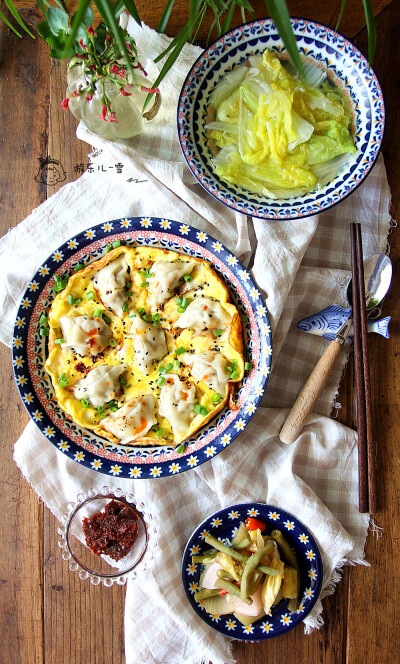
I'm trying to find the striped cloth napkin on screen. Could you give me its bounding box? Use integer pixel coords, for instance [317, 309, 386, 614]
[0, 18, 391, 664]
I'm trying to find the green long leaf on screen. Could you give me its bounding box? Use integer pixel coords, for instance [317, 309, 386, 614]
[361, 0, 376, 66]
[335, 0, 347, 31]
[264, 0, 306, 81]
[62, 0, 91, 56]
[122, 0, 141, 26]
[113, 0, 125, 17]
[157, 0, 176, 32]
[221, 0, 237, 34]
[93, 0, 136, 82]
[36, 0, 48, 18]
[3, 0, 35, 37]
[0, 7, 22, 37]
[154, 23, 189, 62]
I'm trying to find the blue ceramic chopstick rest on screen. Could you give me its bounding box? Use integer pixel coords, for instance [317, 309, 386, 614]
[297, 305, 390, 341]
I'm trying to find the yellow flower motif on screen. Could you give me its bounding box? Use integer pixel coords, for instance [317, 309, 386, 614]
[200, 529, 209, 539]
[15, 357, 24, 366]
[75, 451, 84, 461]
[16, 318, 26, 328]
[59, 441, 69, 450]
[228, 510, 239, 519]
[53, 252, 63, 262]
[299, 534, 309, 543]
[33, 410, 42, 420]
[189, 582, 198, 593]
[268, 511, 279, 520]
[18, 376, 27, 385]
[284, 520, 295, 530]
[227, 255, 237, 265]
[187, 564, 196, 573]
[281, 615, 291, 624]
[309, 569, 317, 579]
[190, 545, 200, 554]
[150, 466, 162, 477]
[305, 588, 313, 598]
[39, 266, 50, 276]
[297, 603, 305, 613]
[261, 622, 273, 632]
[140, 217, 152, 228]
[121, 218, 131, 228]
[110, 464, 122, 475]
[211, 518, 222, 527]
[196, 231, 207, 242]
[226, 620, 236, 630]
[244, 625, 253, 632]
[24, 393, 34, 403]
[29, 281, 39, 291]
[248, 508, 259, 517]
[129, 467, 142, 478]
[14, 337, 23, 347]
[179, 225, 189, 235]
[85, 230, 95, 239]
[22, 299, 30, 309]
[188, 455, 198, 467]
[91, 459, 102, 468]
[160, 219, 171, 229]
[306, 550, 316, 560]
[221, 434, 230, 445]
[45, 427, 54, 436]
[68, 240, 78, 249]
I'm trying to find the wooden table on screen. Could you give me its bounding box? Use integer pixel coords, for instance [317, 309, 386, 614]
[1, 1, 399, 662]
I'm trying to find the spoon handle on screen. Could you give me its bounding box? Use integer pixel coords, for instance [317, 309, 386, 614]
[279, 340, 343, 445]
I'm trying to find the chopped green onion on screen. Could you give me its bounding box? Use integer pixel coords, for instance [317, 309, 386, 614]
[143, 314, 153, 322]
[194, 404, 208, 416]
[123, 302, 129, 313]
[93, 308, 103, 317]
[155, 428, 165, 438]
[165, 362, 173, 371]
[231, 359, 239, 370]
[177, 444, 185, 454]
[40, 327, 49, 337]
[156, 377, 165, 387]
[211, 393, 222, 403]
[158, 366, 167, 375]
[125, 281, 131, 289]
[125, 291, 133, 297]
[182, 297, 189, 308]
[183, 274, 193, 282]
[177, 307, 186, 313]
[86, 291, 95, 301]
[81, 399, 90, 408]
[119, 377, 127, 385]
[112, 240, 121, 248]
[97, 406, 104, 416]
[176, 298, 183, 306]
[55, 338, 64, 345]
[151, 424, 158, 432]
[245, 362, 252, 371]
[128, 314, 137, 318]
[105, 244, 112, 253]
[138, 308, 145, 315]
[103, 314, 111, 325]
[39, 314, 47, 326]
[74, 264, 84, 272]
[54, 274, 60, 284]
[68, 294, 74, 305]
[173, 360, 180, 371]
[230, 370, 239, 380]
[140, 282, 148, 288]
[109, 338, 116, 347]
[58, 372, 68, 387]
[176, 347, 186, 356]
[214, 329, 222, 337]
[73, 298, 82, 304]
[152, 313, 160, 321]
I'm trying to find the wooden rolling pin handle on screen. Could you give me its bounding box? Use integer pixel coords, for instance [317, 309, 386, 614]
[279, 340, 343, 445]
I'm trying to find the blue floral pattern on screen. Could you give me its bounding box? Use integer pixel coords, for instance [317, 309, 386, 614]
[12, 218, 272, 479]
[182, 503, 323, 640]
[177, 19, 385, 220]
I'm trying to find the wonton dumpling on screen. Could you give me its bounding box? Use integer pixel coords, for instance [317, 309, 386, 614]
[158, 374, 197, 440]
[73, 363, 127, 408]
[147, 260, 196, 309]
[175, 297, 232, 330]
[101, 395, 156, 444]
[59, 315, 112, 356]
[129, 314, 168, 375]
[93, 254, 130, 317]
[181, 351, 230, 394]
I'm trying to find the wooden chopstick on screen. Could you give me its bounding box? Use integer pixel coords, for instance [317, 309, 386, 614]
[355, 224, 377, 514]
[350, 223, 368, 513]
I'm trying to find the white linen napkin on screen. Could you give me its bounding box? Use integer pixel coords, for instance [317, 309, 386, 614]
[1, 18, 392, 664]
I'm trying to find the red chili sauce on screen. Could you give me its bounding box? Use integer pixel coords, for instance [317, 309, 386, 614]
[83, 499, 139, 561]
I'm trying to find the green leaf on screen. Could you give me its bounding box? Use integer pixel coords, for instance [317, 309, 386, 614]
[93, 0, 136, 83]
[37, 20, 58, 44]
[264, 0, 306, 82]
[361, 0, 376, 66]
[113, 0, 125, 18]
[36, 0, 48, 17]
[94, 20, 107, 53]
[143, 26, 191, 109]
[221, 0, 237, 34]
[335, 0, 347, 31]
[72, 4, 94, 29]
[62, 0, 91, 57]
[157, 0, 176, 32]
[0, 7, 22, 37]
[3, 0, 36, 38]
[122, 0, 142, 26]
[47, 6, 69, 35]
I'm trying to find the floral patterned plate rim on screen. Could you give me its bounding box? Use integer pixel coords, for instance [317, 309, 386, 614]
[182, 503, 323, 641]
[177, 17, 385, 220]
[12, 217, 272, 480]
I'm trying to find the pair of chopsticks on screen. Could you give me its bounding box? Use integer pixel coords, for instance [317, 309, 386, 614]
[350, 223, 376, 514]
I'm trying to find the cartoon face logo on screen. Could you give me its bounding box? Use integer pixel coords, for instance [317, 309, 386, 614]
[35, 157, 66, 186]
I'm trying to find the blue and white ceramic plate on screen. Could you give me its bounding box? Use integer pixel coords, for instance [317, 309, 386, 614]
[182, 503, 323, 640]
[177, 18, 384, 220]
[12, 218, 272, 480]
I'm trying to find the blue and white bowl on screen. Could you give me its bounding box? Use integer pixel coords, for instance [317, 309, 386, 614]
[182, 503, 323, 640]
[177, 18, 385, 220]
[12, 217, 272, 480]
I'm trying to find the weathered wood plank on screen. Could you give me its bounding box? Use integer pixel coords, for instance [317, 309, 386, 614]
[0, 22, 50, 664]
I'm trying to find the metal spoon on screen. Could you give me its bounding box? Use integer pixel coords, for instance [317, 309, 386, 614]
[279, 254, 392, 445]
